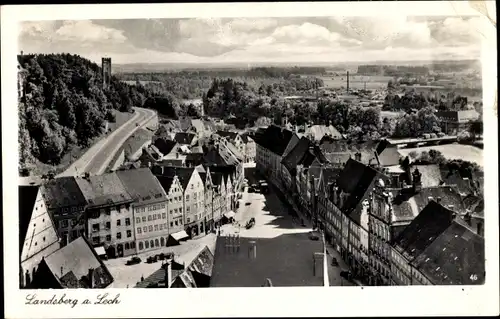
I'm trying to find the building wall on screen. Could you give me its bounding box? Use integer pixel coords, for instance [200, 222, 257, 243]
[390, 248, 412, 285]
[50, 204, 86, 246]
[134, 199, 169, 253]
[184, 171, 205, 237]
[87, 203, 136, 258]
[204, 181, 214, 232]
[20, 190, 61, 288]
[166, 178, 184, 235]
[369, 190, 393, 285]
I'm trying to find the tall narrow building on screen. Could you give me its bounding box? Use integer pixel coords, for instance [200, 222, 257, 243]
[102, 57, 112, 89]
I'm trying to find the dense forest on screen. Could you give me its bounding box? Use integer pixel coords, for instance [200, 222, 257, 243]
[17, 53, 187, 172]
[116, 67, 325, 100]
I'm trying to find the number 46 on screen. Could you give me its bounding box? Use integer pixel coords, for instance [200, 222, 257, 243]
[470, 274, 478, 281]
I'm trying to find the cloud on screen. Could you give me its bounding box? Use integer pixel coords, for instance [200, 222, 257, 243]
[18, 16, 482, 64]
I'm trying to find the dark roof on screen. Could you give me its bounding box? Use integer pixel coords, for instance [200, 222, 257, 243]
[216, 130, 238, 142]
[337, 159, 371, 194]
[392, 201, 456, 261]
[155, 176, 175, 194]
[19, 185, 40, 254]
[440, 168, 480, 196]
[116, 168, 167, 205]
[150, 166, 195, 190]
[210, 172, 224, 187]
[75, 174, 133, 208]
[282, 137, 328, 175]
[153, 138, 178, 156]
[239, 133, 254, 143]
[135, 260, 185, 288]
[42, 236, 113, 288]
[174, 132, 196, 145]
[411, 220, 484, 285]
[202, 144, 239, 166]
[389, 186, 465, 223]
[185, 153, 205, 167]
[41, 176, 87, 210]
[253, 125, 294, 156]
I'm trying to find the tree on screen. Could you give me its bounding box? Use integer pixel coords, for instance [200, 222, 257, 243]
[255, 116, 272, 127]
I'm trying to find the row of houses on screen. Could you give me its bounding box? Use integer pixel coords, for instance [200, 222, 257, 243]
[19, 165, 240, 288]
[254, 124, 485, 286]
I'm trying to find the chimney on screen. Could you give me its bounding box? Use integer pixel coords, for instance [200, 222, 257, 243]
[313, 252, 324, 278]
[355, 152, 362, 162]
[346, 71, 350, 92]
[248, 240, 257, 259]
[165, 260, 172, 288]
[88, 268, 94, 288]
[412, 168, 422, 193]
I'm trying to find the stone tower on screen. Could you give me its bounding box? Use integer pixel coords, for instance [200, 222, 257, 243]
[102, 57, 112, 89]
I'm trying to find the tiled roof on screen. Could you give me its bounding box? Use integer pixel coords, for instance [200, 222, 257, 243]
[18, 185, 39, 254]
[42, 236, 113, 288]
[151, 166, 195, 191]
[282, 137, 328, 176]
[389, 186, 465, 223]
[210, 172, 224, 187]
[376, 146, 401, 167]
[224, 141, 244, 161]
[174, 132, 196, 145]
[440, 168, 480, 196]
[411, 220, 484, 285]
[319, 139, 379, 165]
[116, 168, 167, 205]
[186, 245, 214, 277]
[41, 176, 87, 210]
[153, 139, 178, 156]
[75, 173, 133, 208]
[253, 125, 294, 156]
[306, 125, 343, 141]
[135, 260, 185, 288]
[392, 201, 456, 261]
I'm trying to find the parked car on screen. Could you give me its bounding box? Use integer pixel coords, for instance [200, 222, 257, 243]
[437, 132, 446, 137]
[146, 255, 158, 264]
[245, 202, 251, 206]
[126, 256, 142, 266]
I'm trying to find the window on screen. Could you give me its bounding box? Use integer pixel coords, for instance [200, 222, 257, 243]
[186, 195, 190, 202]
[149, 225, 153, 232]
[125, 218, 131, 226]
[160, 224, 163, 230]
[148, 215, 152, 221]
[92, 237, 100, 244]
[194, 193, 197, 200]
[105, 222, 111, 229]
[92, 224, 100, 232]
[154, 225, 159, 231]
[117, 219, 121, 226]
[125, 243, 130, 250]
[187, 217, 190, 223]
[143, 226, 147, 233]
[127, 230, 132, 238]
[150, 240, 154, 248]
[106, 235, 111, 242]
[161, 204, 165, 209]
[62, 220, 69, 228]
[187, 207, 190, 214]
[179, 208, 182, 214]
[169, 210, 173, 215]
[142, 216, 146, 223]
[145, 241, 149, 249]
[162, 213, 166, 219]
[170, 222, 174, 227]
[131, 242, 136, 249]
[71, 230, 77, 239]
[71, 219, 77, 226]
[136, 217, 141, 224]
[137, 227, 142, 234]
[117, 232, 122, 239]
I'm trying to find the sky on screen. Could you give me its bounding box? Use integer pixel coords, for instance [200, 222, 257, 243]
[18, 16, 483, 65]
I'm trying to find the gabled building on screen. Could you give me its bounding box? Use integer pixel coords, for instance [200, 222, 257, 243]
[116, 168, 169, 253]
[304, 124, 343, 142]
[31, 236, 114, 289]
[40, 176, 88, 246]
[254, 125, 299, 191]
[199, 167, 215, 233]
[151, 166, 205, 238]
[210, 172, 226, 229]
[240, 133, 256, 163]
[19, 185, 61, 288]
[436, 109, 480, 135]
[75, 173, 135, 258]
[390, 201, 484, 285]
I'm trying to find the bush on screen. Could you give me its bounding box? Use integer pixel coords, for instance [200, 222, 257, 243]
[106, 111, 117, 123]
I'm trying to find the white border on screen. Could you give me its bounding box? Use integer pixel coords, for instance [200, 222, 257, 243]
[2, 2, 498, 318]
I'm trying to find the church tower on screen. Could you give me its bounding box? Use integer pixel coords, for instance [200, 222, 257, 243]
[102, 57, 112, 89]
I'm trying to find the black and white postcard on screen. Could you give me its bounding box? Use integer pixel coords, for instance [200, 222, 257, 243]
[2, 1, 498, 318]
